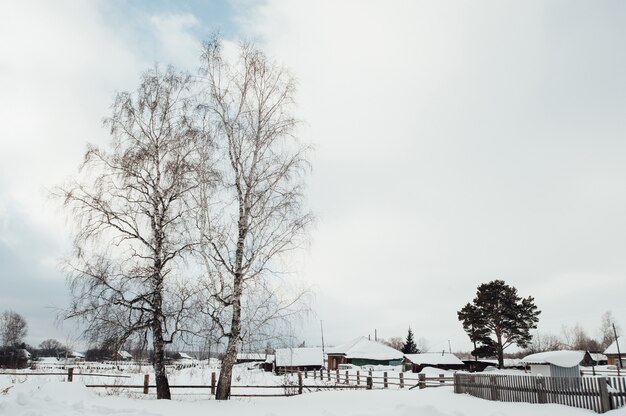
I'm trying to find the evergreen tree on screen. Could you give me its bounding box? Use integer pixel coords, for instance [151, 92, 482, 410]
[458, 280, 540, 368]
[402, 327, 419, 354]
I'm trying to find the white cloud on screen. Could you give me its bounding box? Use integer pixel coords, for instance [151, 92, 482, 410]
[236, 0, 626, 349]
[149, 13, 203, 70]
[0, 0, 209, 346]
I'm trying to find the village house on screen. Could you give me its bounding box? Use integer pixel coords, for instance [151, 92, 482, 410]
[274, 347, 323, 374]
[604, 336, 625, 367]
[177, 352, 194, 361]
[587, 353, 608, 366]
[325, 337, 403, 370]
[114, 350, 133, 361]
[403, 352, 465, 373]
[235, 353, 266, 364]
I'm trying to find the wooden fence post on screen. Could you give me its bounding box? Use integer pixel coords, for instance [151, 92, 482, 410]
[439, 374, 444, 385]
[598, 377, 612, 413]
[314, 369, 317, 380]
[383, 372, 388, 388]
[490, 376, 499, 401]
[143, 374, 149, 394]
[345, 370, 349, 384]
[453, 373, 460, 394]
[298, 371, 303, 395]
[67, 368, 73, 382]
[536, 377, 546, 404]
[211, 372, 216, 396]
[327, 368, 331, 382]
[367, 376, 373, 390]
[419, 373, 426, 389]
[304, 370, 308, 379]
[399, 372, 404, 388]
[356, 370, 360, 385]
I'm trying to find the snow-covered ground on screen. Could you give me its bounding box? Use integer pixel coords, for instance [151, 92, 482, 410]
[1, 377, 618, 416]
[2, 364, 625, 415]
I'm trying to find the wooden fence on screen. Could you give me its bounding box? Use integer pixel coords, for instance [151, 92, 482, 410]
[1, 368, 452, 398]
[0, 369, 130, 382]
[454, 373, 626, 413]
[299, 368, 454, 390]
[581, 368, 623, 377]
[91, 370, 452, 397]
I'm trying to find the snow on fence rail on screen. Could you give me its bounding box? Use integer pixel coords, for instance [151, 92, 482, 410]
[454, 373, 626, 413]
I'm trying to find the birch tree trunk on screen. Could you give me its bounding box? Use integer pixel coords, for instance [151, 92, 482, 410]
[59, 65, 209, 399]
[199, 38, 313, 400]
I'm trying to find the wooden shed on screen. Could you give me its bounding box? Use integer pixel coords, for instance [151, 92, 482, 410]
[274, 347, 323, 374]
[604, 336, 625, 368]
[236, 353, 266, 364]
[520, 350, 585, 378]
[582, 352, 609, 366]
[326, 337, 403, 370]
[403, 352, 465, 373]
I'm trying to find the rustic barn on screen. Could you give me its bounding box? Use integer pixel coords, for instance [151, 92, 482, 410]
[462, 358, 523, 371]
[274, 347, 323, 374]
[177, 352, 194, 361]
[520, 350, 585, 378]
[582, 352, 609, 366]
[114, 350, 132, 361]
[326, 337, 403, 370]
[69, 351, 85, 361]
[263, 354, 274, 372]
[604, 336, 625, 367]
[236, 353, 266, 364]
[403, 352, 465, 373]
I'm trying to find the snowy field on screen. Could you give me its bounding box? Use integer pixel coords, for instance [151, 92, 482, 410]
[2, 378, 623, 416]
[2, 364, 626, 415]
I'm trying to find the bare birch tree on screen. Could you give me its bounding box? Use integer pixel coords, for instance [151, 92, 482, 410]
[198, 38, 313, 400]
[0, 311, 28, 347]
[58, 66, 209, 399]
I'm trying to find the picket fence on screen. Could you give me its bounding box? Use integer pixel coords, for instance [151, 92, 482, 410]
[454, 373, 626, 413]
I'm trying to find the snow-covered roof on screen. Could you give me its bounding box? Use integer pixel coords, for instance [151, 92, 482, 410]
[275, 347, 323, 367]
[477, 358, 522, 367]
[38, 357, 59, 363]
[178, 352, 194, 360]
[326, 337, 403, 361]
[118, 350, 132, 359]
[521, 351, 585, 368]
[404, 352, 463, 366]
[265, 354, 275, 363]
[604, 336, 626, 355]
[589, 353, 608, 362]
[70, 351, 85, 358]
[237, 353, 266, 361]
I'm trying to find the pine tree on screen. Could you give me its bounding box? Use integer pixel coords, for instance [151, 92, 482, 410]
[402, 327, 419, 354]
[457, 280, 541, 368]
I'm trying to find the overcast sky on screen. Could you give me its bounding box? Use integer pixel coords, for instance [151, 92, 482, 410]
[1, 0, 626, 353]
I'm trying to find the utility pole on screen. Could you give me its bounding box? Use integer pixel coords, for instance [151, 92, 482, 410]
[375, 329, 377, 342]
[448, 340, 452, 354]
[320, 320, 325, 355]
